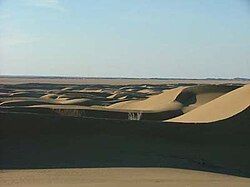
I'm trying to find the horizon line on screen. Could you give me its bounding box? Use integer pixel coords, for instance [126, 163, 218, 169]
[0, 75, 249, 81]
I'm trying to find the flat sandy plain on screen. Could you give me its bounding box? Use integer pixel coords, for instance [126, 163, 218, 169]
[0, 76, 250, 186]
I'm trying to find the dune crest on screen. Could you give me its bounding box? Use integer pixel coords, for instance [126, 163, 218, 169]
[166, 84, 250, 123]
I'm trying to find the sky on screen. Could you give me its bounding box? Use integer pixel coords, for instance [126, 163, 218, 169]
[0, 0, 250, 78]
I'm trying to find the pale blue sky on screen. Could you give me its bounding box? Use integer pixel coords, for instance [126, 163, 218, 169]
[0, 0, 250, 78]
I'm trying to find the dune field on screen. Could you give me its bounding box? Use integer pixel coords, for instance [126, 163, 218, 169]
[0, 77, 250, 186]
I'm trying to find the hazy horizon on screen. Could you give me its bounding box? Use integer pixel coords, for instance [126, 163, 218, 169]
[1, 0, 250, 78]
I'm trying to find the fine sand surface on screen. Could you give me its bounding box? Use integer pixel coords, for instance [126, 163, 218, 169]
[1, 168, 250, 187]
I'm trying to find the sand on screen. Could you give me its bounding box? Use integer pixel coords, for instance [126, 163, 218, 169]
[167, 84, 250, 123]
[107, 87, 185, 111]
[107, 85, 238, 113]
[0, 99, 51, 106]
[177, 85, 238, 113]
[1, 168, 250, 187]
[40, 94, 58, 100]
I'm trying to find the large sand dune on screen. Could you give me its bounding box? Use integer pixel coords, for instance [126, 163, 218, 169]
[177, 84, 238, 113]
[107, 84, 239, 116]
[167, 84, 250, 123]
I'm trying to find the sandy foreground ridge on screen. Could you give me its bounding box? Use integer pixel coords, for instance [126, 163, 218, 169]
[0, 77, 250, 186]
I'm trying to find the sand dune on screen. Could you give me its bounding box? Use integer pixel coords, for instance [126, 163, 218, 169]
[137, 88, 158, 94]
[167, 84, 250, 123]
[176, 85, 238, 113]
[56, 98, 89, 105]
[61, 86, 76, 91]
[107, 85, 237, 114]
[106, 93, 118, 99]
[107, 87, 185, 111]
[79, 88, 103, 93]
[106, 91, 148, 101]
[40, 94, 90, 105]
[9, 91, 45, 98]
[0, 99, 52, 106]
[40, 93, 58, 100]
[9, 91, 28, 96]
